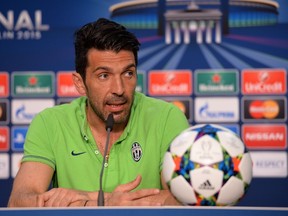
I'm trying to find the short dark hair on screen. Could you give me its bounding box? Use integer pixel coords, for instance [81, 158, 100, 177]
[74, 18, 141, 81]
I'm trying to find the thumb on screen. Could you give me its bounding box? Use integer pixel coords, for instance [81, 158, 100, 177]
[36, 190, 54, 207]
[114, 175, 142, 193]
[36, 195, 44, 207]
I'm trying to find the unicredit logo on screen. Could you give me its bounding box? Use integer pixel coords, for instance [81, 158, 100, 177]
[242, 69, 287, 94]
[148, 70, 192, 96]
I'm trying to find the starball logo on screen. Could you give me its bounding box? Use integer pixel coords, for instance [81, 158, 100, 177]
[0, 10, 50, 40]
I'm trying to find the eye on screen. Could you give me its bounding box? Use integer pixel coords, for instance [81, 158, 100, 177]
[124, 71, 135, 79]
[98, 73, 109, 80]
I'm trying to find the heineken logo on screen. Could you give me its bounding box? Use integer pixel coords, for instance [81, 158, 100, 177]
[195, 70, 239, 95]
[12, 71, 55, 97]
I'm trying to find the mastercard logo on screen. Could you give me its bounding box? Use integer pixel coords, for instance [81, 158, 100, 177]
[249, 100, 279, 119]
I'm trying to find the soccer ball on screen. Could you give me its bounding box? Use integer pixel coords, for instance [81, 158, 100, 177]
[162, 124, 253, 206]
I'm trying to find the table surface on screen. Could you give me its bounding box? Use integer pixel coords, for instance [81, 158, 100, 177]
[1, 206, 288, 216]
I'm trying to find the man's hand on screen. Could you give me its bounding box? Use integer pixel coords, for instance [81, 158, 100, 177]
[105, 175, 161, 206]
[36, 188, 89, 207]
[36, 175, 161, 207]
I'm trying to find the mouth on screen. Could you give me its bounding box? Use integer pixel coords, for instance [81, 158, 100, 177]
[106, 101, 127, 113]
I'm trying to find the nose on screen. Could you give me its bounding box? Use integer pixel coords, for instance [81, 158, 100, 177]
[111, 76, 125, 96]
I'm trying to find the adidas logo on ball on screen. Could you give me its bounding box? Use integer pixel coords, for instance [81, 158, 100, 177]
[198, 180, 215, 190]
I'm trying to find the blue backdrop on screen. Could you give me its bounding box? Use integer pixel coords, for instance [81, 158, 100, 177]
[0, 0, 287, 208]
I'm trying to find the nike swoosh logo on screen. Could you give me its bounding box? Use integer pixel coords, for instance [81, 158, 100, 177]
[71, 151, 86, 156]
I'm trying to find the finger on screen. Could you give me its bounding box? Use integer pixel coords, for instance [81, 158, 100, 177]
[54, 190, 88, 207]
[129, 188, 160, 200]
[37, 189, 56, 207]
[55, 190, 74, 207]
[36, 195, 45, 207]
[114, 175, 142, 193]
[58, 197, 73, 207]
[48, 189, 74, 207]
[44, 194, 59, 207]
[44, 189, 68, 207]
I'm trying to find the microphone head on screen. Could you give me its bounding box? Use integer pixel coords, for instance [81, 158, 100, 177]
[105, 113, 114, 131]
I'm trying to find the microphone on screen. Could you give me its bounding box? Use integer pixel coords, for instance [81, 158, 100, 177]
[98, 113, 114, 206]
[105, 113, 114, 131]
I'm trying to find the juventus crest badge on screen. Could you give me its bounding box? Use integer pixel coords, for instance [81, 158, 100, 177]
[131, 142, 142, 162]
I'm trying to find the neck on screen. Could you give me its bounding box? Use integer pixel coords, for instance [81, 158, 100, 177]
[86, 106, 125, 149]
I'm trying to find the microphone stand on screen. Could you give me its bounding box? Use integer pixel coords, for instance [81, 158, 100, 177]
[98, 114, 114, 206]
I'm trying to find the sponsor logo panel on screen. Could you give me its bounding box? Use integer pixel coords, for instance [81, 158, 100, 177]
[241, 68, 287, 95]
[242, 97, 287, 122]
[0, 99, 9, 124]
[194, 97, 239, 123]
[157, 97, 192, 121]
[0, 153, 9, 179]
[195, 69, 239, 95]
[11, 126, 28, 151]
[12, 99, 55, 124]
[12, 71, 55, 97]
[242, 124, 287, 149]
[0, 72, 9, 97]
[136, 71, 146, 94]
[148, 70, 192, 96]
[250, 151, 287, 178]
[11, 153, 23, 178]
[0, 126, 9, 152]
[57, 71, 80, 97]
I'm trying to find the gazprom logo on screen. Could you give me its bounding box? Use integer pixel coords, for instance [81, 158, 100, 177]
[0, 10, 50, 40]
[12, 99, 54, 124]
[199, 103, 234, 118]
[15, 105, 35, 121]
[195, 97, 239, 123]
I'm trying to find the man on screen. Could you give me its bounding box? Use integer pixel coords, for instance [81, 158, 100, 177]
[8, 18, 189, 207]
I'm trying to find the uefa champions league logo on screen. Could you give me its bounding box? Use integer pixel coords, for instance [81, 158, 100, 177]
[201, 140, 212, 158]
[192, 135, 223, 165]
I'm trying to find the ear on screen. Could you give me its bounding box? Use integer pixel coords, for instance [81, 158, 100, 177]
[72, 72, 86, 96]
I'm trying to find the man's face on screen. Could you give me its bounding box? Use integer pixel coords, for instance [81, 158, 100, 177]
[83, 49, 137, 125]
